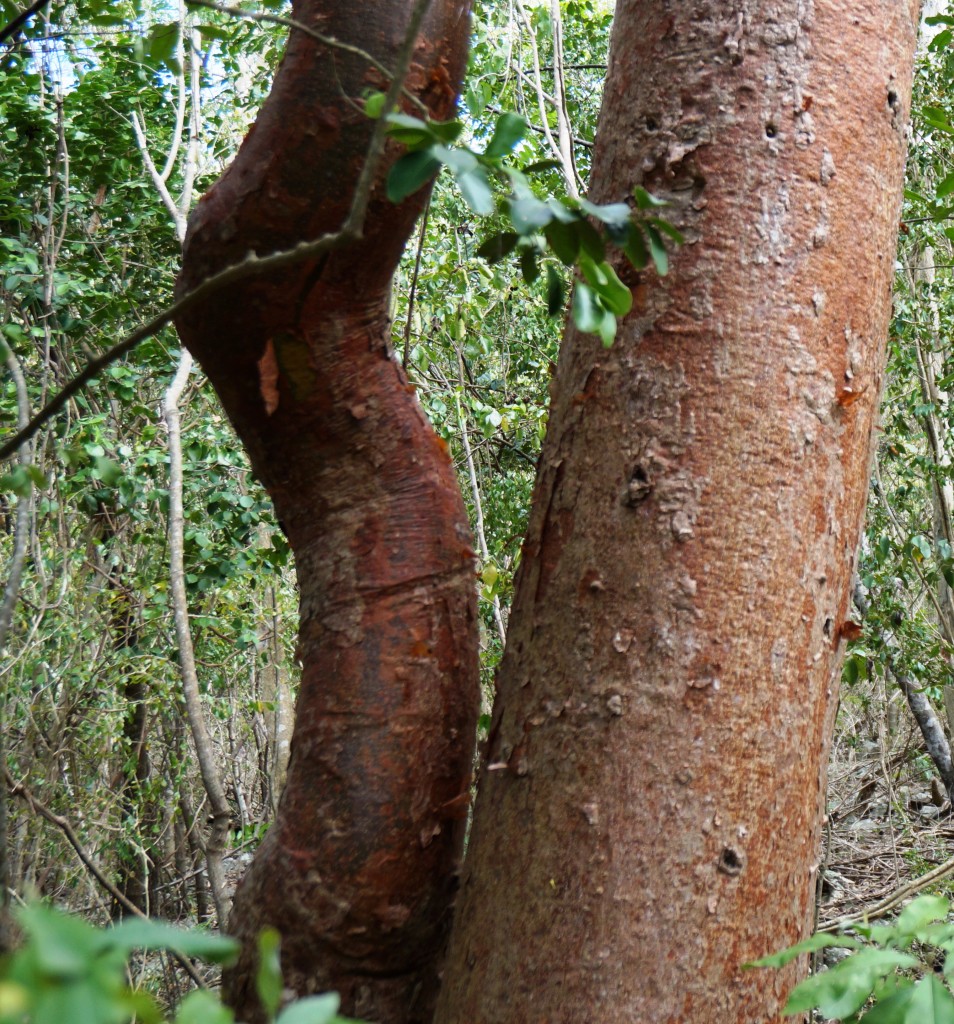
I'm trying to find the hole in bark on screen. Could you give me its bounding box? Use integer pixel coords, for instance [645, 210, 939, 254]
[645, 115, 659, 132]
[824, 617, 833, 639]
[764, 122, 778, 139]
[718, 847, 744, 876]
[887, 89, 899, 110]
[625, 464, 653, 506]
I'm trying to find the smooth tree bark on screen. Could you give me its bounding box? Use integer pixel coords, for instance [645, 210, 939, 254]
[436, 3, 918, 1023]
[175, 1, 478, 1021]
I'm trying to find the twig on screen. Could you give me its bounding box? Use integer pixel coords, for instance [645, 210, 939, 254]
[0, 0, 50, 44]
[403, 192, 431, 370]
[163, 352, 231, 925]
[819, 848, 954, 931]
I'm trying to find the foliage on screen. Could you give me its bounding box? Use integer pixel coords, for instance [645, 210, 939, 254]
[750, 895, 954, 1022]
[0, 0, 295, 925]
[378, 106, 679, 347]
[0, 902, 360, 1024]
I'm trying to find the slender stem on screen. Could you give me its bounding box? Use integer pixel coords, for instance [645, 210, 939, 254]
[0, 346, 31, 954]
[548, 0, 583, 197]
[403, 193, 432, 370]
[163, 352, 232, 925]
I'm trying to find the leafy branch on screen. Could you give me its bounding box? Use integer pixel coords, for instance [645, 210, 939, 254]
[749, 894, 954, 1021]
[375, 105, 683, 347]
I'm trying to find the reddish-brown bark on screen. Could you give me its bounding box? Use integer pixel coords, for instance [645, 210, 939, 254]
[174, 2, 478, 1021]
[436, 3, 918, 1022]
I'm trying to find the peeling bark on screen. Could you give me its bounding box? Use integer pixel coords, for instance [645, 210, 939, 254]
[174, 2, 478, 1021]
[437, 3, 919, 1022]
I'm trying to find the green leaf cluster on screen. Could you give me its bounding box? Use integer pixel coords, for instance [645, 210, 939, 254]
[0, 904, 363, 1024]
[376, 107, 683, 346]
[749, 895, 954, 1022]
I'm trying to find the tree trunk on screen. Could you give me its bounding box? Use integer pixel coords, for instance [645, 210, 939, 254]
[174, 1, 479, 1021]
[436, 3, 918, 1023]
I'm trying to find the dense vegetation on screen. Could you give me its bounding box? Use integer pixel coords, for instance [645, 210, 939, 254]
[3, 0, 954, 1019]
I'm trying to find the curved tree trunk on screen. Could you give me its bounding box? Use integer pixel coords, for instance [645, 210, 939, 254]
[437, 3, 918, 1022]
[175, 2, 478, 1021]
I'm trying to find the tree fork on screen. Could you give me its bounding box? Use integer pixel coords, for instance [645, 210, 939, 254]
[174, 1, 478, 1021]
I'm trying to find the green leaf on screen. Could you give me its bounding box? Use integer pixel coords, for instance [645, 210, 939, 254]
[932, 28, 954, 52]
[0, 465, 38, 498]
[921, 106, 954, 136]
[646, 224, 669, 275]
[142, 21, 181, 75]
[17, 904, 98, 978]
[911, 534, 933, 560]
[509, 196, 552, 234]
[857, 982, 916, 1022]
[197, 23, 231, 42]
[546, 265, 564, 316]
[578, 198, 632, 227]
[624, 224, 649, 270]
[174, 990, 235, 1024]
[647, 216, 686, 245]
[386, 151, 441, 203]
[519, 247, 539, 285]
[363, 91, 386, 119]
[544, 219, 580, 265]
[572, 281, 601, 334]
[484, 112, 526, 160]
[903, 974, 954, 1023]
[435, 145, 479, 175]
[579, 254, 632, 317]
[105, 918, 239, 965]
[747, 931, 864, 970]
[785, 949, 920, 1019]
[572, 283, 616, 347]
[897, 894, 950, 933]
[938, 174, 954, 202]
[597, 311, 617, 347]
[427, 119, 464, 144]
[275, 993, 342, 1024]
[522, 158, 563, 175]
[456, 168, 494, 215]
[632, 186, 667, 210]
[92, 456, 123, 487]
[576, 218, 605, 262]
[476, 232, 519, 263]
[385, 113, 435, 147]
[256, 928, 283, 1017]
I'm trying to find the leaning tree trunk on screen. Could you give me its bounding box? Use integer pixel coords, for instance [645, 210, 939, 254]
[175, 2, 478, 1021]
[436, 3, 918, 1023]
